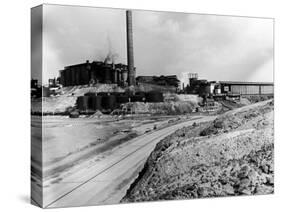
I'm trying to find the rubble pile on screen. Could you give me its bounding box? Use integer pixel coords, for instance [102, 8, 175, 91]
[123, 101, 197, 115]
[164, 93, 202, 104]
[70, 84, 125, 96]
[245, 95, 272, 103]
[200, 100, 273, 136]
[122, 100, 274, 202]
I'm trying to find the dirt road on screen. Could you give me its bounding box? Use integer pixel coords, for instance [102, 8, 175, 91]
[43, 115, 216, 208]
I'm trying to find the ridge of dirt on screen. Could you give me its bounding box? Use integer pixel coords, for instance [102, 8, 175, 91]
[122, 100, 274, 202]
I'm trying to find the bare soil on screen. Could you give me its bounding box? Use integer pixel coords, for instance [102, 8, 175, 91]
[122, 100, 274, 202]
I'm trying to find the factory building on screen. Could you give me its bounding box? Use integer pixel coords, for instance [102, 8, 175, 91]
[136, 75, 180, 88]
[219, 81, 274, 96]
[59, 10, 136, 87]
[59, 60, 134, 87]
[76, 91, 164, 113]
[186, 73, 274, 97]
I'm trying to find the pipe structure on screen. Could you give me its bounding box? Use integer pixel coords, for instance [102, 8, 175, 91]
[126, 10, 136, 86]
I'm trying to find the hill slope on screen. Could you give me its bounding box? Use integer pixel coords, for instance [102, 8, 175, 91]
[122, 100, 274, 202]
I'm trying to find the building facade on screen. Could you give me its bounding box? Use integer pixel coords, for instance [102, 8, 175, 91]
[219, 81, 274, 96]
[59, 60, 133, 87]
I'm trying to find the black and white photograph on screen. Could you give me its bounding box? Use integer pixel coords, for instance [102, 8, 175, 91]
[31, 4, 274, 209]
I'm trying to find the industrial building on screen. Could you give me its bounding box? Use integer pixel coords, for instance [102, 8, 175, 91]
[52, 9, 273, 115]
[219, 81, 274, 96]
[59, 10, 136, 87]
[136, 75, 180, 88]
[59, 60, 134, 87]
[185, 73, 274, 98]
[76, 91, 164, 113]
[58, 9, 180, 91]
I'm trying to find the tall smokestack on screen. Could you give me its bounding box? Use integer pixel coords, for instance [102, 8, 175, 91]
[126, 10, 135, 86]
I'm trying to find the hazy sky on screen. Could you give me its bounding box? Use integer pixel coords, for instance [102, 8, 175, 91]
[39, 4, 274, 85]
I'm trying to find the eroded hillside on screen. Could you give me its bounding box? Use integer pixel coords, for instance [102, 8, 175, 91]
[122, 100, 274, 202]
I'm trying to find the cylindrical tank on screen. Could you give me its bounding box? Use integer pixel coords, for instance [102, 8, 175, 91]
[145, 92, 164, 102]
[88, 96, 102, 111]
[131, 94, 145, 102]
[101, 95, 117, 110]
[104, 67, 111, 83]
[60, 70, 65, 86]
[136, 92, 146, 96]
[77, 96, 90, 111]
[117, 95, 130, 104]
[70, 68, 75, 86]
[84, 92, 97, 97]
[116, 69, 122, 84]
[65, 69, 71, 86]
[81, 68, 89, 85]
[98, 92, 111, 97]
[75, 69, 80, 86]
[122, 70, 128, 83]
[113, 69, 118, 84]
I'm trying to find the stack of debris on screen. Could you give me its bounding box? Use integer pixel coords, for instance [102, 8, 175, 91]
[122, 100, 274, 202]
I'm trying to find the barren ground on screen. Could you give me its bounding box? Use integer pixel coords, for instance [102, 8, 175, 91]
[122, 100, 274, 202]
[32, 113, 206, 207]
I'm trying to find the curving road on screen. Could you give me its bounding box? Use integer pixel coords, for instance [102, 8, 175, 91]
[43, 115, 216, 208]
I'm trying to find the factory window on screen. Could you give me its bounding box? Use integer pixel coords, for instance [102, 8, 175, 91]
[261, 85, 273, 94]
[224, 86, 229, 92]
[230, 85, 261, 95]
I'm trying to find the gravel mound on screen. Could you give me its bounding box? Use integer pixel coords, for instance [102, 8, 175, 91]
[200, 100, 273, 136]
[122, 100, 274, 202]
[123, 101, 197, 115]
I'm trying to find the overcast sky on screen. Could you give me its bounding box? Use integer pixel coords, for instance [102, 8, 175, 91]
[38, 4, 274, 85]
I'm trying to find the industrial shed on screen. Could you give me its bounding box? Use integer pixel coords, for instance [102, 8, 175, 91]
[219, 81, 274, 96]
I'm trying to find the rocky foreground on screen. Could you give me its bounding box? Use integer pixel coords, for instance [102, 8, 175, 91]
[122, 100, 274, 202]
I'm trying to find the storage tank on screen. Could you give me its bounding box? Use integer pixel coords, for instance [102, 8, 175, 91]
[117, 95, 130, 104]
[77, 96, 90, 111]
[65, 69, 71, 86]
[98, 92, 111, 97]
[88, 96, 102, 111]
[122, 70, 128, 83]
[70, 68, 75, 86]
[101, 95, 117, 110]
[145, 92, 164, 102]
[131, 94, 146, 102]
[84, 92, 97, 97]
[59, 70, 66, 86]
